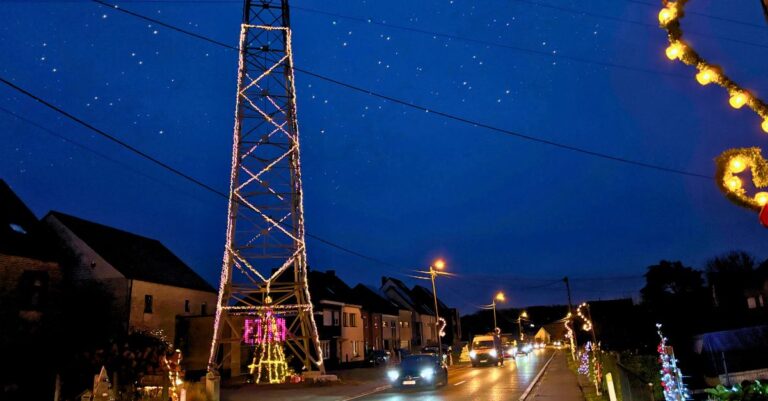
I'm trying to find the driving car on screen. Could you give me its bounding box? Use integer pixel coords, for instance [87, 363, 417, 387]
[387, 354, 448, 388]
[469, 335, 503, 367]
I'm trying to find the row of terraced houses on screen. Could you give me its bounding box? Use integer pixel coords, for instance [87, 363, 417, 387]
[1, 180, 460, 376]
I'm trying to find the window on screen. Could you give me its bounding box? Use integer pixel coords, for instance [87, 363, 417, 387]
[201, 302, 208, 315]
[184, 300, 190, 313]
[320, 340, 330, 359]
[350, 313, 357, 327]
[144, 295, 153, 314]
[332, 311, 340, 326]
[352, 340, 359, 356]
[9, 223, 27, 234]
[382, 320, 388, 328]
[343, 312, 349, 327]
[323, 310, 332, 326]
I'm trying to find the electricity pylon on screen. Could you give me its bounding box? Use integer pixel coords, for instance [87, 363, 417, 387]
[209, 0, 324, 375]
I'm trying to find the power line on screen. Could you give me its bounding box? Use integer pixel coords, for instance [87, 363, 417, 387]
[0, 77, 409, 275]
[91, 0, 713, 180]
[622, 0, 768, 31]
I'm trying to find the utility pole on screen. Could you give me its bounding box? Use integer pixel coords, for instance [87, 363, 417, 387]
[564, 277, 577, 353]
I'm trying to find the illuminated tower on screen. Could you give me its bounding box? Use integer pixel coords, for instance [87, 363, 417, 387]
[209, 0, 324, 375]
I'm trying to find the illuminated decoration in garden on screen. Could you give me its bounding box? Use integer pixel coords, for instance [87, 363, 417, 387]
[656, 324, 689, 401]
[209, 0, 324, 375]
[564, 312, 576, 360]
[578, 342, 591, 375]
[249, 303, 289, 384]
[658, 0, 768, 224]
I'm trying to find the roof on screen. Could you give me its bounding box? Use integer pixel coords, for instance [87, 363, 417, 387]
[411, 285, 450, 316]
[380, 276, 420, 311]
[351, 284, 401, 315]
[47, 211, 214, 292]
[308, 270, 355, 304]
[0, 180, 55, 260]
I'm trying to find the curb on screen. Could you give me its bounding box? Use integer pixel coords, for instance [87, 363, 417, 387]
[519, 351, 557, 401]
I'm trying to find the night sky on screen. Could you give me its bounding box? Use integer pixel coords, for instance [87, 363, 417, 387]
[2, 0, 767, 312]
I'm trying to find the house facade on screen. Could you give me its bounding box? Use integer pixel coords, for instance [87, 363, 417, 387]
[308, 270, 364, 366]
[352, 284, 402, 354]
[44, 211, 217, 341]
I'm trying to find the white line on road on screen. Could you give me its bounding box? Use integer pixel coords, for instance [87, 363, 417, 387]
[342, 384, 392, 401]
[453, 380, 467, 386]
[518, 351, 557, 401]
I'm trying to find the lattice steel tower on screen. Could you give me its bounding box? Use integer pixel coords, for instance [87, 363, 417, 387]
[209, 0, 324, 374]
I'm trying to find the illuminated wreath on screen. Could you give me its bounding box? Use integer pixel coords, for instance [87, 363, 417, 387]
[659, 0, 768, 222]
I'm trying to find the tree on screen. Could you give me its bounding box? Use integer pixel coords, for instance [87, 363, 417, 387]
[706, 251, 755, 312]
[641, 260, 704, 304]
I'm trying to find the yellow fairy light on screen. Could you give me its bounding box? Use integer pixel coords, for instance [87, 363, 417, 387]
[755, 192, 768, 206]
[665, 42, 685, 60]
[762, 119, 768, 133]
[726, 176, 742, 191]
[729, 157, 747, 173]
[658, 5, 678, 26]
[695, 68, 717, 86]
[729, 92, 748, 109]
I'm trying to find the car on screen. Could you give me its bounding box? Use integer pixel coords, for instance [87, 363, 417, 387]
[516, 343, 532, 357]
[387, 354, 448, 388]
[469, 335, 503, 367]
[368, 349, 391, 366]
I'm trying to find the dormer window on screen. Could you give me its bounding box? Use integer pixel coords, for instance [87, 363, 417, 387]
[9, 223, 26, 234]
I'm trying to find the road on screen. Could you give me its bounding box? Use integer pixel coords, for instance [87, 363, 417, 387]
[352, 348, 555, 401]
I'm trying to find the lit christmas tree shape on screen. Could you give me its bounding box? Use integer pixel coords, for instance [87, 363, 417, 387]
[248, 307, 289, 384]
[656, 324, 690, 401]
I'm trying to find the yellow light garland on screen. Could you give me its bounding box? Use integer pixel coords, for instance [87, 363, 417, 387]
[659, 0, 768, 133]
[715, 148, 768, 211]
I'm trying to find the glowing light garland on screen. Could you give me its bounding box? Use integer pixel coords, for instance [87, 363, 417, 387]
[656, 324, 690, 401]
[438, 317, 447, 338]
[576, 303, 592, 332]
[658, 0, 768, 223]
[564, 312, 576, 360]
[579, 342, 591, 375]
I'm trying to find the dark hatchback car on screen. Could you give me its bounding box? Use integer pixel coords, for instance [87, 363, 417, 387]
[387, 354, 448, 388]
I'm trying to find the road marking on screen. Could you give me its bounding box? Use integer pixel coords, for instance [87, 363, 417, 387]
[453, 380, 467, 386]
[518, 351, 557, 401]
[342, 384, 392, 401]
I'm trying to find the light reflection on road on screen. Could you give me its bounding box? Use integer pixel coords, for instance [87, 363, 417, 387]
[357, 349, 553, 401]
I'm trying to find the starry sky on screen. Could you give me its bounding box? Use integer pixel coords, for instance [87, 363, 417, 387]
[2, 0, 768, 312]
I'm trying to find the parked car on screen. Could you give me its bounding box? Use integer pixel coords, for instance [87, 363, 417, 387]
[387, 354, 448, 388]
[368, 350, 391, 366]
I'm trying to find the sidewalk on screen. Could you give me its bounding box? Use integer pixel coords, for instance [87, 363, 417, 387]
[527, 350, 585, 401]
[221, 367, 390, 401]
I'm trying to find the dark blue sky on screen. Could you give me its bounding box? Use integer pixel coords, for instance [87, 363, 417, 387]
[2, 0, 767, 312]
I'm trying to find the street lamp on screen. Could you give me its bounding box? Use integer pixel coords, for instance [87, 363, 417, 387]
[492, 291, 505, 330]
[428, 259, 446, 363]
[518, 311, 529, 341]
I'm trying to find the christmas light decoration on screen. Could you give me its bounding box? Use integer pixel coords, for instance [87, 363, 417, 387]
[564, 312, 576, 360]
[249, 303, 290, 384]
[656, 323, 689, 401]
[659, 0, 768, 224]
[715, 148, 768, 211]
[576, 302, 592, 331]
[438, 317, 447, 338]
[578, 342, 591, 375]
[658, 0, 768, 132]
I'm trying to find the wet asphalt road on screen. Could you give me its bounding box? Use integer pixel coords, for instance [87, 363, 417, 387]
[354, 348, 554, 401]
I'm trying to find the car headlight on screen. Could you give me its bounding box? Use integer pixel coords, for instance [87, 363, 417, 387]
[469, 350, 477, 359]
[507, 347, 515, 354]
[420, 368, 435, 379]
[489, 349, 498, 358]
[387, 370, 399, 381]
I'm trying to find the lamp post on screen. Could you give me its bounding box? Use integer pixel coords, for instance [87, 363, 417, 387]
[428, 259, 446, 363]
[518, 311, 529, 341]
[492, 292, 505, 330]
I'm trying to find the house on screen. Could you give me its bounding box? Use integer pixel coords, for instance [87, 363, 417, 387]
[410, 285, 461, 346]
[380, 276, 436, 351]
[0, 180, 61, 329]
[351, 284, 402, 354]
[308, 270, 364, 366]
[43, 211, 217, 341]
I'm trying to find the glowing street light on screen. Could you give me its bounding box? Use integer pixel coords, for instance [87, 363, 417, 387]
[492, 291, 505, 330]
[428, 259, 448, 362]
